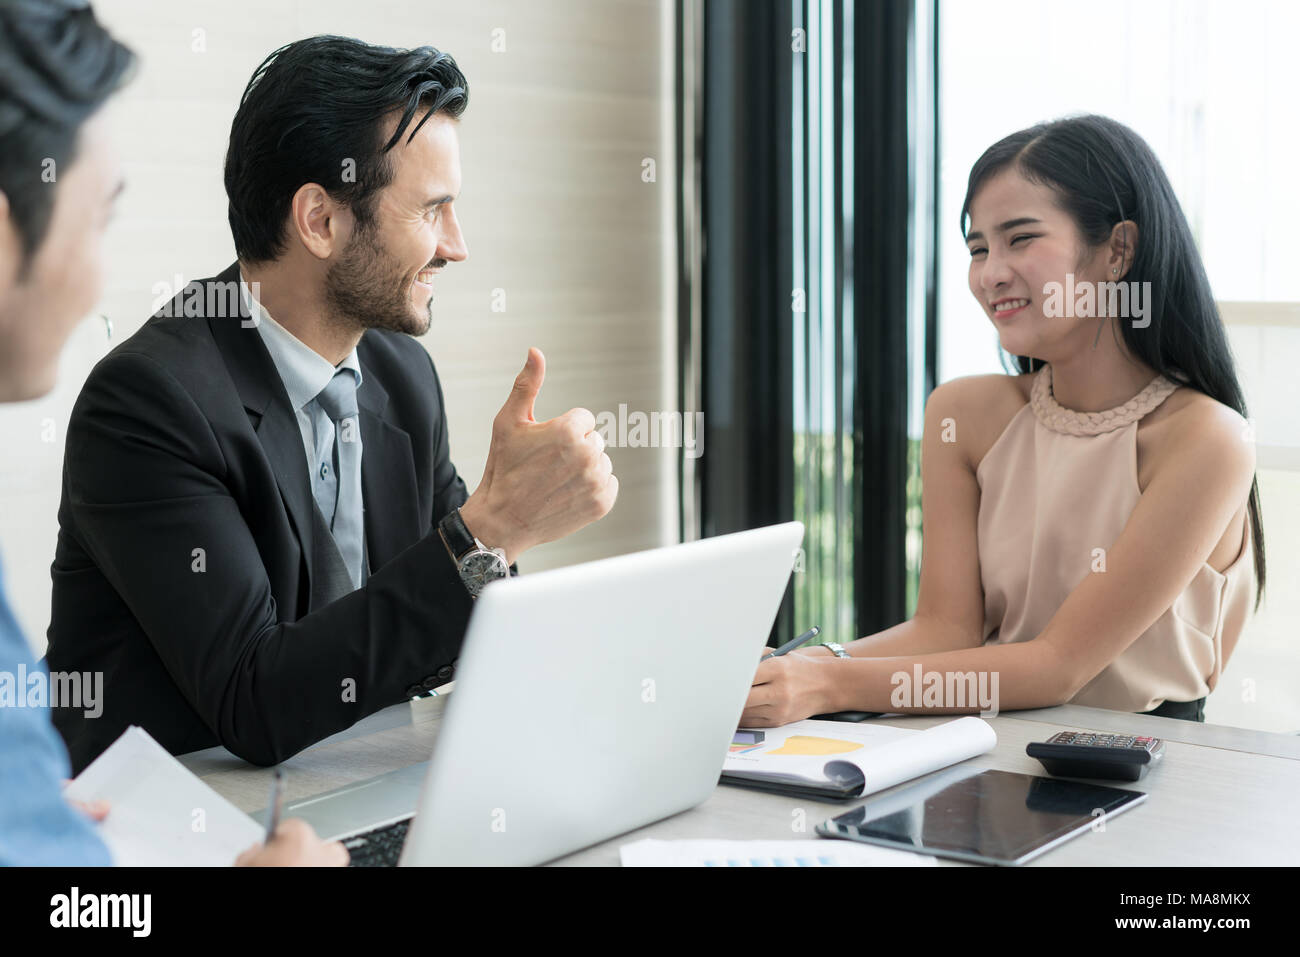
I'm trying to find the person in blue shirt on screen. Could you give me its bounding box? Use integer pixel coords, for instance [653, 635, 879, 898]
[0, 551, 113, 865]
[0, 0, 344, 867]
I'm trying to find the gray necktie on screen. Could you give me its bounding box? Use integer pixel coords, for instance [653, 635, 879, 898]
[313, 371, 365, 589]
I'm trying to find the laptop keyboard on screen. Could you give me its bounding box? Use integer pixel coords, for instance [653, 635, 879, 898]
[343, 817, 412, 867]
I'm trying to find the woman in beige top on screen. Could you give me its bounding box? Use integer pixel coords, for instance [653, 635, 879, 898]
[743, 114, 1265, 726]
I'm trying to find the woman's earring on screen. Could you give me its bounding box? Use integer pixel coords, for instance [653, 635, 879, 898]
[1112, 268, 1118, 276]
[102, 314, 113, 342]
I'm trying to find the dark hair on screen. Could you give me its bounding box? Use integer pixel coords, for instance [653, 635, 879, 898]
[0, 0, 134, 269]
[961, 114, 1266, 607]
[224, 35, 469, 264]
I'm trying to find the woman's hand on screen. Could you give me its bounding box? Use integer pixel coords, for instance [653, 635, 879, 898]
[740, 653, 840, 727]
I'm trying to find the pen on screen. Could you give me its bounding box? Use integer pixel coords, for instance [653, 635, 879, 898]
[761, 626, 820, 661]
[265, 767, 286, 842]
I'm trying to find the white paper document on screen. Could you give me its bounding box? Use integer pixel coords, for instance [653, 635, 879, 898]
[620, 838, 936, 867]
[64, 726, 264, 867]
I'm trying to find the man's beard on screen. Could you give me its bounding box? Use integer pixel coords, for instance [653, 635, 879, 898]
[323, 218, 435, 337]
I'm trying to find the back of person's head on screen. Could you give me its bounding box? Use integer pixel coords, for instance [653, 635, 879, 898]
[0, 0, 134, 273]
[961, 114, 1265, 605]
[224, 35, 469, 265]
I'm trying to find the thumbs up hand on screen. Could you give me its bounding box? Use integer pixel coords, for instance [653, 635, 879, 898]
[500, 345, 545, 424]
[458, 348, 618, 563]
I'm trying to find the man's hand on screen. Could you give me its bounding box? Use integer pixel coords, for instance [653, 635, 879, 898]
[460, 348, 618, 563]
[740, 654, 839, 727]
[235, 818, 349, 867]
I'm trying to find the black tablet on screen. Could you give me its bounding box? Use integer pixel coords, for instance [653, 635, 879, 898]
[815, 766, 1147, 866]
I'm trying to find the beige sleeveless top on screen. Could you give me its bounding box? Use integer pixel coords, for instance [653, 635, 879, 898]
[976, 364, 1254, 713]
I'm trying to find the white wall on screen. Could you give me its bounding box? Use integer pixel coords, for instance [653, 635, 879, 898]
[0, 0, 679, 653]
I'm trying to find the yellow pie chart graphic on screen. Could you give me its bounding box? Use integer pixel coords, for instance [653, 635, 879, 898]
[766, 736, 863, 756]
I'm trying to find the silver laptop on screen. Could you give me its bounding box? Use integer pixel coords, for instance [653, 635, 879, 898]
[280, 521, 805, 866]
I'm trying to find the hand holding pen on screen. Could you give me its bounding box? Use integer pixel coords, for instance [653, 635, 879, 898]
[761, 626, 820, 661]
[231, 767, 350, 867]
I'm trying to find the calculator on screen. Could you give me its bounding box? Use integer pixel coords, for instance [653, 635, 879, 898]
[1025, 730, 1165, 781]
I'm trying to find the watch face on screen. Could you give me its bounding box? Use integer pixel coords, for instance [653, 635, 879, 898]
[460, 550, 509, 596]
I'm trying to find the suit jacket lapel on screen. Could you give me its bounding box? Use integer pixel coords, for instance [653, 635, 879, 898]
[356, 354, 422, 567]
[205, 263, 319, 598]
[205, 262, 423, 588]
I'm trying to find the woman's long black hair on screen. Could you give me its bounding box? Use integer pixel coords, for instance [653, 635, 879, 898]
[960, 114, 1265, 607]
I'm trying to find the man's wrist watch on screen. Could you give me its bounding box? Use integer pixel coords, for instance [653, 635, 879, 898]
[823, 642, 851, 659]
[438, 508, 509, 598]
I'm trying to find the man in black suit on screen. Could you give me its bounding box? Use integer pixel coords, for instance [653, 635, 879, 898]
[46, 36, 618, 772]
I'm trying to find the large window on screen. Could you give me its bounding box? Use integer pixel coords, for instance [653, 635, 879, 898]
[789, 0, 934, 645]
[697, 0, 930, 648]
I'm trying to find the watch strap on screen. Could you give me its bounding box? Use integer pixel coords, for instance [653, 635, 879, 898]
[438, 507, 476, 560]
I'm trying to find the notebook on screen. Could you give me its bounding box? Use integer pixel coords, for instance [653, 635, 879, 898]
[721, 716, 997, 799]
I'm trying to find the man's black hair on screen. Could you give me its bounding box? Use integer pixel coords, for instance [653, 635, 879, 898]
[224, 35, 469, 264]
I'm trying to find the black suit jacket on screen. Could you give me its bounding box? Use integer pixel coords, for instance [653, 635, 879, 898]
[46, 263, 477, 771]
